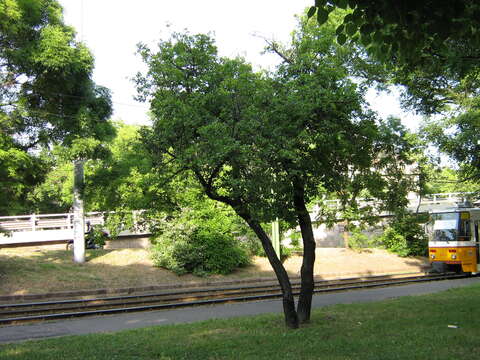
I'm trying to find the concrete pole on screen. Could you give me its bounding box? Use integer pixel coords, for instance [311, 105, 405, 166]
[271, 219, 281, 258]
[73, 159, 85, 263]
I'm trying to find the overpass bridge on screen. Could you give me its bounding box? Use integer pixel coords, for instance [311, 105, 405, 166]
[0, 193, 477, 248]
[0, 211, 147, 248]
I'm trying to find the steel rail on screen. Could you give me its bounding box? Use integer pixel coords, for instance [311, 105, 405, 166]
[0, 273, 447, 316]
[0, 273, 469, 325]
[0, 272, 446, 309]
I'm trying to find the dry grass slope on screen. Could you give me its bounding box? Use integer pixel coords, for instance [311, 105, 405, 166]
[0, 246, 429, 296]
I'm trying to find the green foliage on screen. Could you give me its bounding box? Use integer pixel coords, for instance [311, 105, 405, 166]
[0, 132, 46, 215]
[377, 213, 429, 257]
[150, 195, 252, 276]
[150, 206, 250, 276]
[0, 0, 114, 215]
[426, 167, 480, 195]
[87, 225, 108, 247]
[347, 228, 379, 250]
[377, 227, 410, 257]
[421, 106, 480, 189]
[308, 2, 480, 116]
[103, 211, 135, 239]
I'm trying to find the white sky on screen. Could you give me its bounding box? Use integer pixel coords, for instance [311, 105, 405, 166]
[59, 0, 421, 129]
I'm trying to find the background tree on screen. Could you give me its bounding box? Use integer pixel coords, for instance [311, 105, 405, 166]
[421, 104, 480, 193]
[0, 0, 114, 218]
[307, 1, 480, 114]
[306, 2, 480, 195]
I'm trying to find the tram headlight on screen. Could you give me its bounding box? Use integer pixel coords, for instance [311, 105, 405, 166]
[430, 254, 435, 259]
[451, 254, 457, 260]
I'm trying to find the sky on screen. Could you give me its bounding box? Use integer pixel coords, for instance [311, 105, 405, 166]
[59, 0, 421, 129]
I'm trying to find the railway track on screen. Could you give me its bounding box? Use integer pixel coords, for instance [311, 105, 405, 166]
[0, 272, 469, 325]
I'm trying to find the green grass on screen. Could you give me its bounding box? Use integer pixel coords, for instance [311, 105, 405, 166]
[2, 283, 480, 359]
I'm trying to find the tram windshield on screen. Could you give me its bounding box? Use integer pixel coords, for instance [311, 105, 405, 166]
[431, 212, 471, 242]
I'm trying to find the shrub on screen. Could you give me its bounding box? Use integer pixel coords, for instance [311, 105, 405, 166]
[377, 227, 410, 257]
[89, 225, 108, 247]
[150, 205, 251, 276]
[347, 228, 372, 250]
[377, 213, 428, 257]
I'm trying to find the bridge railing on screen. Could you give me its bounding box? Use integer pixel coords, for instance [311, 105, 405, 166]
[0, 212, 104, 233]
[318, 192, 475, 210]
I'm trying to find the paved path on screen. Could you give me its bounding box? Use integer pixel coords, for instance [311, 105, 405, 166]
[1, 277, 479, 344]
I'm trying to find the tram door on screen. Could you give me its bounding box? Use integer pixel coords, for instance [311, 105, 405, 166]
[473, 209, 480, 271]
[475, 220, 479, 269]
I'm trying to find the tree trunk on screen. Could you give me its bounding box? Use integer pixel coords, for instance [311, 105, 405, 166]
[238, 212, 299, 329]
[293, 180, 316, 323]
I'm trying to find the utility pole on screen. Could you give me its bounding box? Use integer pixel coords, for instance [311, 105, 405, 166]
[272, 219, 280, 258]
[73, 159, 85, 263]
[72, 0, 86, 264]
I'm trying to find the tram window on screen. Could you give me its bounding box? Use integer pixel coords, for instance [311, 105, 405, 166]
[458, 220, 471, 241]
[432, 212, 458, 242]
[475, 221, 479, 242]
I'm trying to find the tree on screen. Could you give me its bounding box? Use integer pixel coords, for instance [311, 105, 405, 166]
[306, 2, 480, 192]
[421, 104, 480, 191]
[135, 22, 414, 327]
[307, 1, 480, 114]
[0, 132, 44, 215]
[0, 0, 114, 219]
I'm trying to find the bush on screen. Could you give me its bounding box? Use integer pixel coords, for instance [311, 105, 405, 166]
[88, 225, 108, 247]
[150, 205, 251, 276]
[348, 228, 373, 250]
[377, 213, 428, 257]
[377, 227, 410, 257]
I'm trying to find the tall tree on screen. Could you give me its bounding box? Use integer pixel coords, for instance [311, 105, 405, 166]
[421, 103, 480, 190]
[0, 0, 114, 218]
[135, 24, 413, 327]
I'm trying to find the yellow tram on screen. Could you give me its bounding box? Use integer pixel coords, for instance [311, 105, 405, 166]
[428, 206, 480, 273]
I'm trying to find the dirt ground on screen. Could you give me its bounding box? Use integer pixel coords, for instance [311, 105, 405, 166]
[0, 246, 430, 296]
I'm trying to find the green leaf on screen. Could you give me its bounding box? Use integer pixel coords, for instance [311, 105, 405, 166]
[352, 8, 364, 25]
[335, 24, 345, 35]
[335, 0, 348, 9]
[360, 34, 372, 47]
[360, 24, 374, 36]
[307, 6, 316, 19]
[344, 14, 354, 23]
[337, 33, 347, 45]
[316, 7, 329, 25]
[315, 0, 327, 6]
[347, 0, 357, 8]
[346, 23, 357, 36]
[373, 31, 383, 43]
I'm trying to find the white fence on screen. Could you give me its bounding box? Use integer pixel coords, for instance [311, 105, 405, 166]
[320, 192, 476, 211]
[0, 212, 145, 248]
[0, 212, 104, 233]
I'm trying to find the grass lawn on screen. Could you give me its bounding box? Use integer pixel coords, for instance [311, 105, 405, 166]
[1, 282, 479, 359]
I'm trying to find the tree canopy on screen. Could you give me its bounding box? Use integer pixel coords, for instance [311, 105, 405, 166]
[0, 0, 114, 215]
[308, 1, 480, 114]
[135, 15, 420, 327]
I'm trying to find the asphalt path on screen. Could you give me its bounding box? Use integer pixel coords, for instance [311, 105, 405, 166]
[1, 277, 479, 344]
